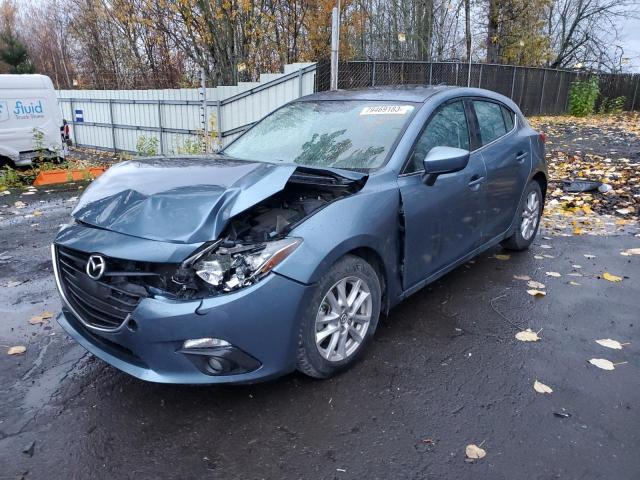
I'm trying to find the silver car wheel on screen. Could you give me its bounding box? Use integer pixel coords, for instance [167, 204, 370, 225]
[520, 190, 540, 240]
[315, 276, 372, 362]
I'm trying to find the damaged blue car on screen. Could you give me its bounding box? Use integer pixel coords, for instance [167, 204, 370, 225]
[53, 86, 547, 384]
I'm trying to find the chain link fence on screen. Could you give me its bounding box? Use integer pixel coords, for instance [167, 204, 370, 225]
[315, 61, 640, 116]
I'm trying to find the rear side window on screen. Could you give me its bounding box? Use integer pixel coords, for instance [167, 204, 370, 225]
[473, 100, 507, 146]
[501, 106, 515, 131]
[406, 101, 469, 173]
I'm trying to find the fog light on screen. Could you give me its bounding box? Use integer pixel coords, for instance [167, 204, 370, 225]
[207, 357, 224, 373]
[182, 337, 231, 349]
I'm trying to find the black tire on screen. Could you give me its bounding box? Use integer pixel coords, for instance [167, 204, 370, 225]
[501, 180, 544, 251]
[296, 254, 381, 379]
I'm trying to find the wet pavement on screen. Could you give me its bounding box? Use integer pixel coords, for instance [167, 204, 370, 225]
[1, 177, 639, 479]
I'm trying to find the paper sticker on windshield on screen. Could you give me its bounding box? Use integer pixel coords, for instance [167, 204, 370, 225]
[360, 105, 413, 116]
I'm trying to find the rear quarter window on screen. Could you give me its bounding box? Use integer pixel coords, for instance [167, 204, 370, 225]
[473, 100, 507, 146]
[501, 106, 515, 131]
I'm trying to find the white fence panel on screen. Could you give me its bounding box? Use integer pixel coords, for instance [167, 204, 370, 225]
[56, 63, 317, 155]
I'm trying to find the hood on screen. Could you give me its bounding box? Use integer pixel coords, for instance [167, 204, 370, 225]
[72, 156, 297, 244]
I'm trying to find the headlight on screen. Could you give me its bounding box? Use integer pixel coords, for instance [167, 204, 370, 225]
[194, 238, 301, 291]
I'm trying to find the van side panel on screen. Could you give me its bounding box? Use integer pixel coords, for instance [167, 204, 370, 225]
[0, 74, 65, 165]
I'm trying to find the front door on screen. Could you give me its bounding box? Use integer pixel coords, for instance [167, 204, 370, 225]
[398, 100, 486, 290]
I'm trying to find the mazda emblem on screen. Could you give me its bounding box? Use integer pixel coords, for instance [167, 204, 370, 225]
[86, 254, 106, 280]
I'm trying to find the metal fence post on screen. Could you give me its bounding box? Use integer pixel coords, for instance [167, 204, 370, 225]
[554, 71, 563, 114]
[478, 63, 483, 88]
[70, 99, 79, 146]
[510, 66, 516, 99]
[108, 99, 117, 153]
[539, 69, 547, 115]
[157, 100, 164, 155]
[216, 100, 223, 150]
[632, 76, 639, 111]
[429, 62, 433, 85]
[298, 67, 304, 97]
[371, 61, 376, 87]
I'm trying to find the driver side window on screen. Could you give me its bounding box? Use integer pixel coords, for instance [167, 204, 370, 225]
[406, 101, 470, 173]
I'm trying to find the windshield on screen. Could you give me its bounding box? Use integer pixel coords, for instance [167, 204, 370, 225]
[224, 101, 416, 170]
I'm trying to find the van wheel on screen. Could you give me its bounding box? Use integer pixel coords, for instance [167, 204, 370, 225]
[296, 255, 381, 379]
[502, 181, 543, 251]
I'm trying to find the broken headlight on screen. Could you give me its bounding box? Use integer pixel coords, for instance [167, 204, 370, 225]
[194, 238, 301, 291]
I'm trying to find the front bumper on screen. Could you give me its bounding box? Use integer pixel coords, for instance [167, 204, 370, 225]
[57, 272, 313, 384]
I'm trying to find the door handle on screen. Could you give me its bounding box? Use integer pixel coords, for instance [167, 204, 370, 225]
[468, 175, 485, 189]
[515, 151, 528, 162]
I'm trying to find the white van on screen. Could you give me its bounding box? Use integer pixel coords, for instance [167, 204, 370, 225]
[0, 74, 68, 167]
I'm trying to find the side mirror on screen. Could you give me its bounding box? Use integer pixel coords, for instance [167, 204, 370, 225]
[422, 146, 470, 186]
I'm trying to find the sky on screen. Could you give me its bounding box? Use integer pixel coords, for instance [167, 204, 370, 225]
[618, 16, 640, 72]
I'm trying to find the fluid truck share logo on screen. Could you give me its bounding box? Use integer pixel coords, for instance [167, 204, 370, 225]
[13, 98, 46, 120]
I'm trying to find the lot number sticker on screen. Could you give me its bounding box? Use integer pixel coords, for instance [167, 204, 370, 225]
[360, 105, 413, 115]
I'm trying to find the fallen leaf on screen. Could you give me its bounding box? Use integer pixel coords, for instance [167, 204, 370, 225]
[602, 272, 622, 282]
[545, 271, 561, 277]
[534, 255, 544, 260]
[540, 244, 553, 249]
[494, 254, 510, 260]
[5, 280, 23, 288]
[29, 311, 54, 325]
[595, 338, 627, 350]
[465, 444, 486, 460]
[527, 280, 546, 289]
[589, 358, 616, 370]
[527, 289, 546, 297]
[515, 329, 540, 342]
[620, 248, 640, 256]
[7, 345, 26, 355]
[584, 254, 596, 259]
[616, 208, 630, 215]
[533, 380, 553, 394]
[569, 281, 581, 286]
[513, 275, 531, 281]
[14, 201, 26, 208]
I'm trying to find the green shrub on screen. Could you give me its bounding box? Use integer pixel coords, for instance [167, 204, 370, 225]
[597, 96, 626, 114]
[136, 135, 159, 156]
[568, 77, 599, 116]
[176, 137, 206, 155]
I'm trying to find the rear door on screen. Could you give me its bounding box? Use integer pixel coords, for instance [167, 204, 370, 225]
[398, 99, 486, 289]
[471, 100, 531, 241]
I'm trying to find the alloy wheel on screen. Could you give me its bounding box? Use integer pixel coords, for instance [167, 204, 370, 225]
[315, 276, 372, 362]
[520, 190, 540, 240]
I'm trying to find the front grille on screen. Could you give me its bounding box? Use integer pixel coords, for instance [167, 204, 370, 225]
[56, 246, 145, 330]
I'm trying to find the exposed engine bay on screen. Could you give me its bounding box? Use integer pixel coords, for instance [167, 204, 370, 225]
[160, 167, 367, 299]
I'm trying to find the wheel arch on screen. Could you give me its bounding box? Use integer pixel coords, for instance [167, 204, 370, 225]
[532, 171, 547, 199]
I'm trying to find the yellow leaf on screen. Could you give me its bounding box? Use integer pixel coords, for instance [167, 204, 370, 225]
[29, 311, 54, 325]
[494, 254, 510, 260]
[533, 380, 553, 393]
[527, 280, 546, 289]
[465, 444, 486, 460]
[7, 345, 26, 355]
[602, 272, 622, 282]
[621, 248, 640, 256]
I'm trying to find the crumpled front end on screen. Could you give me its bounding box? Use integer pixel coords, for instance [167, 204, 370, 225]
[52, 234, 313, 384]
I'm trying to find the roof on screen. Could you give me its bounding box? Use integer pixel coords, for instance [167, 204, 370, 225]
[299, 85, 454, 103]
[0, 74, 54, 90]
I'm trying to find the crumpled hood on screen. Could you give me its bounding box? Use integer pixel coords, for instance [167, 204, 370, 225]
[72, 156, 297, 243]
